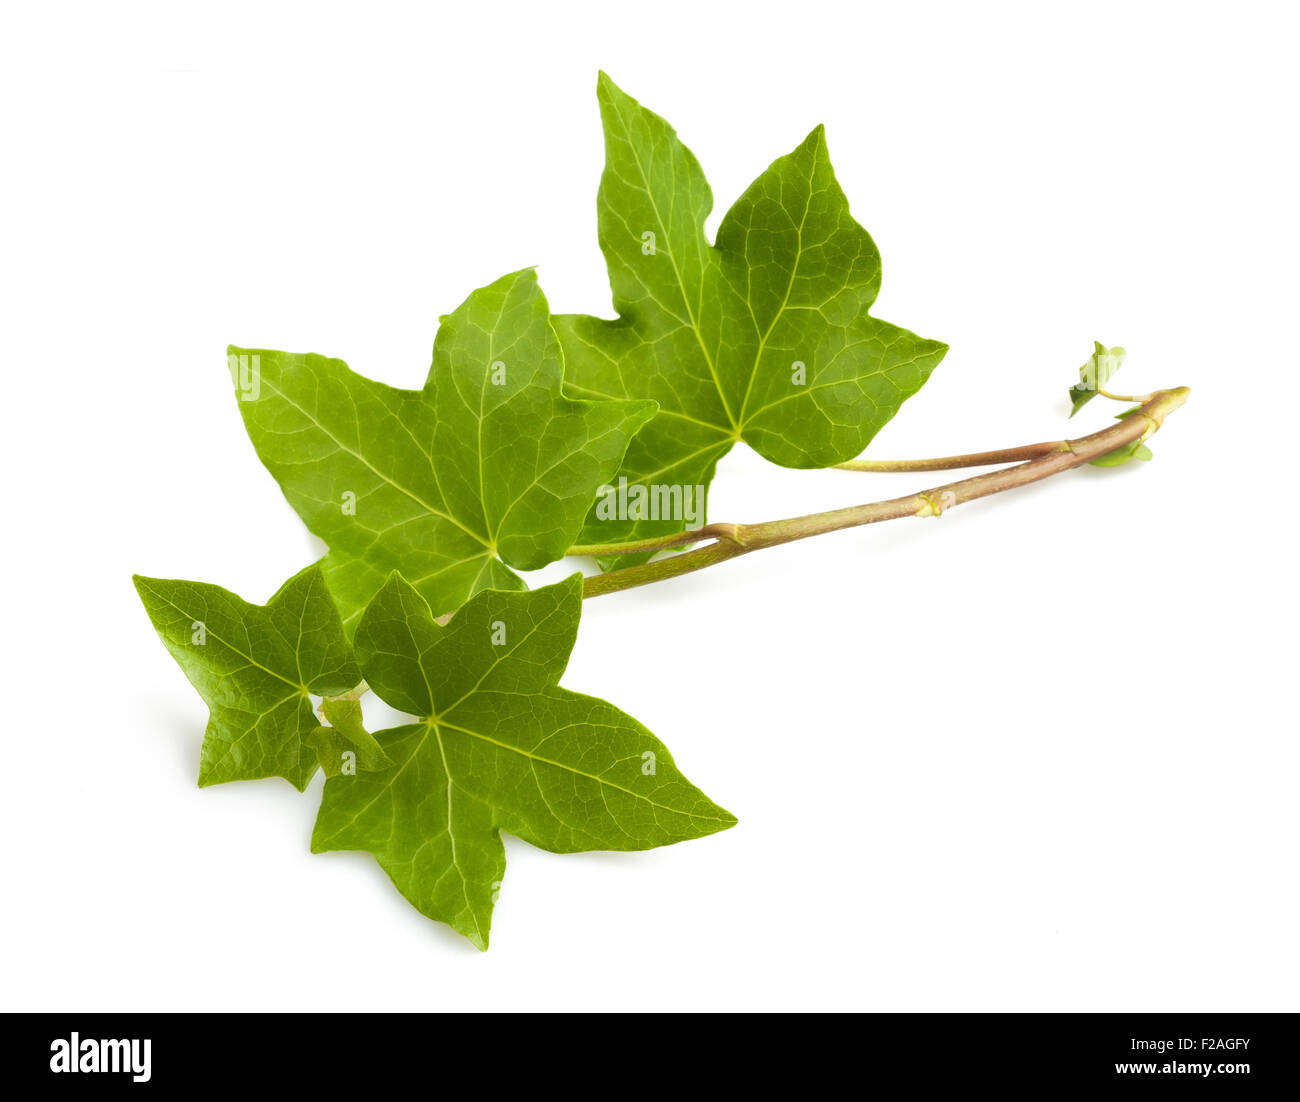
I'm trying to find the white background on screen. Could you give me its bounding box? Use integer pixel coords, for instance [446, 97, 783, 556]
[2, 1, 1296, 1011]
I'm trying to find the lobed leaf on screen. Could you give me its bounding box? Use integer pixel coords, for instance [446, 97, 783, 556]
[133, 564, 360, 789]
[555, 73, 948, 558]
[231, 269, 655, 627]
[311, 573, 737, 948]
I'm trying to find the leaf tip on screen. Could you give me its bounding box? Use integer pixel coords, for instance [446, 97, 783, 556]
[378, 568, 413, 596]
[131, 573, 163, 604]
[595, 70, 634, 111]
[556, 570, 586, 605]
[496, 267, 538, 301]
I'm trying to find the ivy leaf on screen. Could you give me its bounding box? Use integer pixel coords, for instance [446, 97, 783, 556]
[230, 268, 655, 628]
[311, 573, 736, 949]
[1068, 341, 1127, 417]
[133, 565, 360, 789]
[307, 697, 394, 778]
[554, 73, 948, 556]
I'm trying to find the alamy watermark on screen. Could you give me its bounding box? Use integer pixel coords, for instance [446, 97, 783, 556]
[593, 477, 705, 528]
[50, 1033, 151, 1082]
[228, 352, 260, 401]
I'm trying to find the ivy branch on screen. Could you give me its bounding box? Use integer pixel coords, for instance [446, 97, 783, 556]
[135, 71, 1199, 946]
[575, 386, 1189, 598]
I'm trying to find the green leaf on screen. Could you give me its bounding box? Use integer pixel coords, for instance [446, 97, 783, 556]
[230, 268, 655, 627]
[133, 564, 360, 789]
[311, 573, 737, 949]
[1090, 439, 1153, 467]
[555, 73, 948, 558]
[307, 697, 394, 778]
[1068, 341, 1127, 417]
